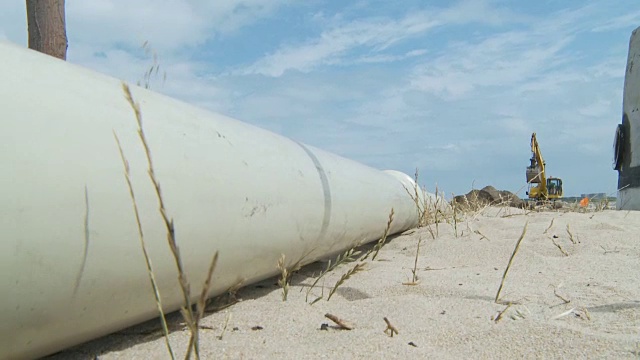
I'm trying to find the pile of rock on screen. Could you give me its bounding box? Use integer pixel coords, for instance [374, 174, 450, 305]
[453, 186, 525, 209]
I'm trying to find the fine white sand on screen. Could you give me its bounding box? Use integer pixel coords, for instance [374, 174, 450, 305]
[48, 207, 640, 359]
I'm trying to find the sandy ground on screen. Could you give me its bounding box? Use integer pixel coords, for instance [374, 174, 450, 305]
[47, 207, 640, 359]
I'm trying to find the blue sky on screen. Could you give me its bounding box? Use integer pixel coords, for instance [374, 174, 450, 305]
[2, 0, 639, 196]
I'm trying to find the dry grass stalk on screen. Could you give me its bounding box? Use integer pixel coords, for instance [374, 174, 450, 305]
[204, 279, 245, 313]
[138, 41, 166, 89]
[434, 184, 440, 236]
[495, 221, 528, 303]
[599, 245, 620, 255]
[451, 193, 460, 237]
[566, 224, 577, 244]
[402, 169, 437, 231]
[217, 312, 231, 340]
[197, 253, 219, 317]
[543, 218, 555, 234]
[123, 83, 195, 316]
[470, 203, 491, 221]
[277, 252, 308, 301]
[553, 307, 591, 321]
[550, 237, 569, 256]
[309, 278, 326, 305]
[187, 252, 219, 354]
[511, 307, 528, 320]
[306, 246, 358, 302]
[595, 198, 609, 212]
[401, 169, 443, 238]
[412, 169, 425, 225]
[553, 307, 576, 320]
[415, 177, 437, 239]
[426, 223, 436, 240]
[468, 181, 480, 211]
[327, 262, 366, 301]
[493, 303, 512, 323]
[113, 133, 175, 360]
[368, 208, 395, 261]
[494, 195, 512, 218]
[473, 229, 489, 241]
[463, 192, 472, 210]
[383, 317, 399, 337]
[324, 313, 354, 330]
[277, 254, 290, 301]
[123, 83, 219, 360]
[402, 172, 420, 217]
[403, 236, 422, 285]
[553, 286, 571, 304]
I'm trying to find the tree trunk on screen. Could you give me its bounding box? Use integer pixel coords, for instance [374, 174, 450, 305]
[26, 0, 68, 60]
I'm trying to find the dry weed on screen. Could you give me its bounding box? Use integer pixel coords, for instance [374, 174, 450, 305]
[113, 133, 175, 359]
[495, 221, 528, 303]
[327, 262, 366, 301]
[121, 83, 219, 360]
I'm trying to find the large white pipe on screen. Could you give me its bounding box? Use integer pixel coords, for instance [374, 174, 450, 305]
[615, 26, 640, 210]
[0, 41, 422, 359]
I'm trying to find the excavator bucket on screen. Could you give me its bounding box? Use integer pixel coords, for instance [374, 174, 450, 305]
[526, 166, 542, 183]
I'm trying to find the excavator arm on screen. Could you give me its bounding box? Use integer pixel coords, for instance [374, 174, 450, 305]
[526, 133, 548, 199]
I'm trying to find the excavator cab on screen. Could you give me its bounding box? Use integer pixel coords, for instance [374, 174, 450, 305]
[547, 177, 563, 197]
[527, 177, 563, 200]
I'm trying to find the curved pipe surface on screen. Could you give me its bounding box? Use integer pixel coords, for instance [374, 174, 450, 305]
[0, 41, 421, 359]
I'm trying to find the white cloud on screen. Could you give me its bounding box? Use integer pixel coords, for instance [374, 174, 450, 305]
[409, 31, 574, 99]
[68, 1, 207, 51]
[349, 48, 429, 64]
[240, 0, 524, 77]
[590, 10, 640, 33]
[68, 0, 291, 52]
[240, 14, 441, 76]
[578, 99, 613, 118]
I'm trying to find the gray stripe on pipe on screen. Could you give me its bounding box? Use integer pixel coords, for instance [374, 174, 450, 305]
[297, 143, 332, 242]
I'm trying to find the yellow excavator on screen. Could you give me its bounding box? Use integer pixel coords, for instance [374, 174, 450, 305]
[526, 132, 563, 201]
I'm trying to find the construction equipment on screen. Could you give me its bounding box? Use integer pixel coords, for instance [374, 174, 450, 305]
[526, 132, 563, 201]
[613, 26, 640, 210]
